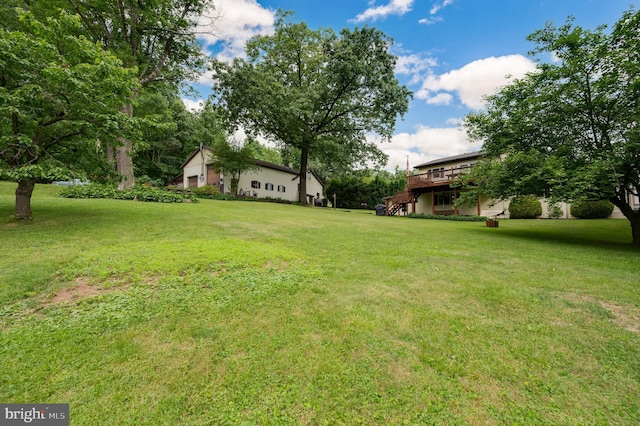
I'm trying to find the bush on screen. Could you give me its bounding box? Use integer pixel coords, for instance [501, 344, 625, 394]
[190, 185, 220, 197]
[548, 204, 564, 219]
[509, 195, 542, 219]
[408, 213, 487, 222]
[59, 183, 198, 203]
[570, 200, 614, 219]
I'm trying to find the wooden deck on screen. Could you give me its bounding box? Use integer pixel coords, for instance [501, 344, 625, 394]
[406, 165, 472, 191]
[384, 165, 479, 216]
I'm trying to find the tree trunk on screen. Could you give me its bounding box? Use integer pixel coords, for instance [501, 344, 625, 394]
[298, 146, 309, 205]
[105, 140, 115, 167]
[611, 195, 640, 248]
[15, 179, 35, 221]
[231, 176, 240, 195]
[630, 212, 640, 248]
[116, 103, 135, 190]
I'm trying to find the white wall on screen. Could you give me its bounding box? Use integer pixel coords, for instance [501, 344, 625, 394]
[183, 148, 212, 188]
[183, 148, 324, 203]
[236, 168, 324, 203]
[236, 166, 298, 202]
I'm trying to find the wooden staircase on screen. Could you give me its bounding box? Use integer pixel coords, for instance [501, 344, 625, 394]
[385, 190, 412, 216]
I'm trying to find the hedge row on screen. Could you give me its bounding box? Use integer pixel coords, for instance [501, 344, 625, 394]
[58, 184, 198, 203]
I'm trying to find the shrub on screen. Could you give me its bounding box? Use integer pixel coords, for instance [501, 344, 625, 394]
[570, 200, 614, 219]
[548, 204, 564, 219]
[408, 213, 487, 222]
[59, 183, 198, 203]
[508, 195, 542, 219]
[136, 175, 165, 187]
[190, 185, 220, 197]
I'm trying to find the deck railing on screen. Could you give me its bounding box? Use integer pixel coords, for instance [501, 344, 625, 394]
[407, 165, 473, 190]
[389, 189, 412, 204]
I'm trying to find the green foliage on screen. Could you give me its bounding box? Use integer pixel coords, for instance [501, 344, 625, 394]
[190, 185, 220, 197]
[0, 9, 139, 219]
[461, 9, 640, 244]
[133, 87, 201, 185]
[58, 183, 197, 203]
[509, 195, 542, 219]
[51, 0, 211, 88]
[211, 12, 412, 203]
[571, 200, 615, 219]
[29, 0, 214, 187]
[548, 204, 564, 219]
[326, 169, 406, 209]
[408, 213, 487, 222]
[197, 192, 300, 205]
[247, 139, 283, 164]
[208, 136, 260, 197]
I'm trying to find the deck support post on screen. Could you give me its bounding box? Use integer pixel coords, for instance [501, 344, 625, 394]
[453, 187, 458, 215]
[431, 189, 435, 215]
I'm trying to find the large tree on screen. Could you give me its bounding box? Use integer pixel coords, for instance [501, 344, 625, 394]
[133, 86, 201, 185]
[460, 9, 640, 246]
[0, 10, 138, 220]
[57, 0, 214, 188]
[210, 13, 411, 205]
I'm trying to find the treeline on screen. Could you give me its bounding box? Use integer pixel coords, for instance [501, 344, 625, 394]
[326, 169, 407, 209]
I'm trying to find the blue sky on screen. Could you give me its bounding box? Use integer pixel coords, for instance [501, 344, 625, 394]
[186, 0, 635, 170]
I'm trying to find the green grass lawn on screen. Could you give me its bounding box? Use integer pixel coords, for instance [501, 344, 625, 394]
[1, 181, 639, 425]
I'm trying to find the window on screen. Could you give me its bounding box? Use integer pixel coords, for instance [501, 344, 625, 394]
[429, 167, 445, 178]
[436, 192, 455, 206]
[251, 180, 260, 189]
[265, 183, 274, 191]
[277, 185, 286, 193]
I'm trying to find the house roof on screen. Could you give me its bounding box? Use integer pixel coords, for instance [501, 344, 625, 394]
[180, 145, 213, 169]
[181, 145, 324, 187]
[253, 159, 324, 187]
[414, 151, 484, 169]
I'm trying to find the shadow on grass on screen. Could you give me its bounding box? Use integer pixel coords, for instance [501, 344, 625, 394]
[467, 220, 637, 253]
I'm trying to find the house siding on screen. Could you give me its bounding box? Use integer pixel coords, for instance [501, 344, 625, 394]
[182, 147, 324, 203]
[410, 153, 630, 219]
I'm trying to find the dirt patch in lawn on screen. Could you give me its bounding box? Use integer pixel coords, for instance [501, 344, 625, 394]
[561, 293, 639, 333]
[599, 300, 640, 333]
[48, 277, 118, 304]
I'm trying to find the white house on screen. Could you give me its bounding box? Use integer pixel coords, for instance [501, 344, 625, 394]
[181, 145, 324, 204]
[385, 151, 638, 218]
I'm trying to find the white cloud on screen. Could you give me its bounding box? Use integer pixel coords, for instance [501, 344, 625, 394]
[425, 92, 453, 105]
[197, 0, 275, 62]
[430, 0, 454, 15]
[395, 53, 438, 84]
[418, 16, 442, 25]
[351, 0, 414, 23]
[372, 124, 482, 171]
[416, 54, 537, 109]
[182, 98, 205, 112]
